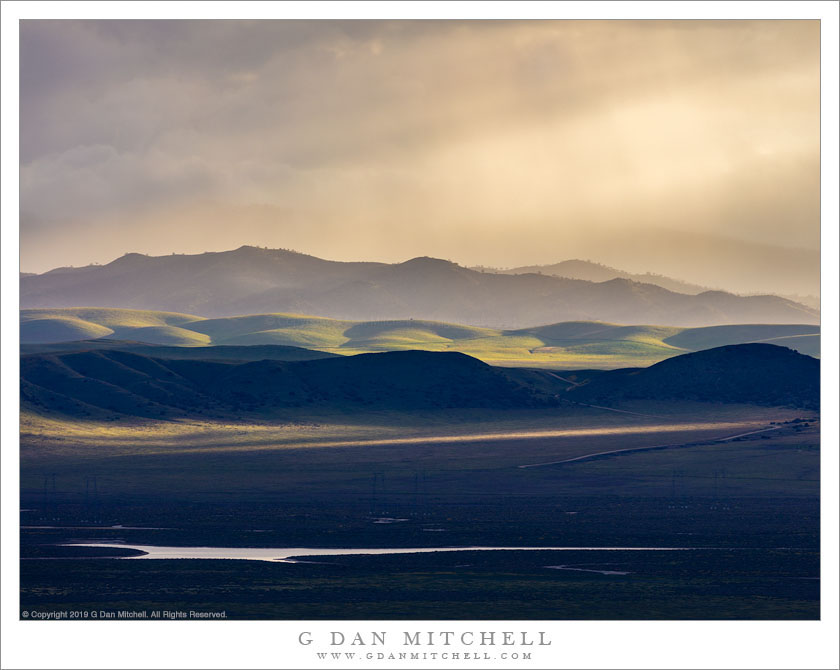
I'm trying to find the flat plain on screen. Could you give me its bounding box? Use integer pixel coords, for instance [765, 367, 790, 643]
[21, 400, 819, 619]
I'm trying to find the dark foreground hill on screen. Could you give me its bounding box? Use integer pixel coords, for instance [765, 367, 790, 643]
[20, 343, 818, 420]
[20, 246, 818, 328]
[20, 340, 340, 363]
[568, 343, 819, 410]
[20, 349, 554, 419]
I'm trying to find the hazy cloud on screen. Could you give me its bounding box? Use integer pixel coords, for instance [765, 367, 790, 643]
[20, 20, 819, 294]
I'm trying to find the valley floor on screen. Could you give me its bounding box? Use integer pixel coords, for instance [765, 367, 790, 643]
[20, 403, 820, 620]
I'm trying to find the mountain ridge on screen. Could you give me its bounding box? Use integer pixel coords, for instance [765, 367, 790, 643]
[477, 259, 715, 294]
[473, 259, 820, 310]
[20, 247, 818, 328]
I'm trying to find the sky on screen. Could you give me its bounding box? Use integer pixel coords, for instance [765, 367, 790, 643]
[19, 20, 820, 294]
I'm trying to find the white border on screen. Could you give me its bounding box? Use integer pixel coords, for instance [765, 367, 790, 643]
[2, 2, 838, 669]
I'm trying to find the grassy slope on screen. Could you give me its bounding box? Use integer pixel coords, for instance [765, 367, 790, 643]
[20, 308, 205, 343]
[664, 324, 820, 353]
[114, 325, 211, 345]
[20, 316, 114, 343]
[20, 308, 820, 368]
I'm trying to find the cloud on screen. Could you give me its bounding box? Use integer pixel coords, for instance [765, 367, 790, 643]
[20, 19, 820, 294]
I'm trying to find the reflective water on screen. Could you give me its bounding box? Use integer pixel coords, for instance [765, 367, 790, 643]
[66, 543, 695, 562]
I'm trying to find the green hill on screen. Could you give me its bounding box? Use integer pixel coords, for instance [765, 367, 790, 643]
[20, 316, 114, 343]
[663, 324, 820, 353]
[20, 308, 203, 344]
[115, 325, 211, 346]
[19, 308, 821, 369]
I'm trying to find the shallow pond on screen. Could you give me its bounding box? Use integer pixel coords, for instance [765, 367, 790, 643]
[65, 543, 696, 562]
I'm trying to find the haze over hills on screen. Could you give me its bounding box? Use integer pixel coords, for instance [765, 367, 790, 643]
[20, 308, 821, 369]
[20, 247, 818, 329]
[474, 259, 716, 295]
[473, 259, 820, 310]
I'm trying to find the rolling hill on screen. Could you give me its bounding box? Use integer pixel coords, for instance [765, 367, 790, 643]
[567, 344, 819, 410]
[20, 246, 818, 328]
[20, 344, 819, 421]
[20, 308, 820, 369]
[19, 340, 342, 363]
[20, 349, 556, 419]
[19, 307, 203, 344]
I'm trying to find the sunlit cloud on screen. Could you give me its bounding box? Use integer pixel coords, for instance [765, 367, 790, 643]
[20, 20, 819, 294]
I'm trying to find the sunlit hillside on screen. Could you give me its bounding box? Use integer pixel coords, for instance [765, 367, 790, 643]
[20, 308, 820, 369]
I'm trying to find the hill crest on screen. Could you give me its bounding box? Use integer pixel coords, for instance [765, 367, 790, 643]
[20, 308, 821, 369]
[20, 344, 819, 421]
[569, 343, 819, 409]
[20, 247, 818, 328]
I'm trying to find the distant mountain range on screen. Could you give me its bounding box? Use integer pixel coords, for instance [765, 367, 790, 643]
[20, 344, 819, 420]
[473, 260, 820, 310]
[474, 259, 714, 294]
[20, 246, 818, 328]
[20, 308, 821, 369]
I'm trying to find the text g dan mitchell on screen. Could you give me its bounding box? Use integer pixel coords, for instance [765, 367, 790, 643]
[298, 631, 551, 647]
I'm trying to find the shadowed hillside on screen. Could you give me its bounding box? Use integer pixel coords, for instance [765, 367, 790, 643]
[568, 344, 819, 410]
[20, 344, 818, 420]
[19, 341, 341, 362]
[20, 247, 818, 328]
[20, 350, 556, 419]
